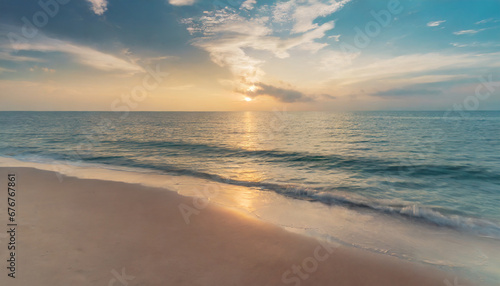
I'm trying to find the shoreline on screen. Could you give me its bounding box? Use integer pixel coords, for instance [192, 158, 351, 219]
[0, 167, 473, 285]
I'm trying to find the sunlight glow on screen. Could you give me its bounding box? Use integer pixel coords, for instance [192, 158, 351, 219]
[247, 85, 257, 92]
[244, 97, 253, 102]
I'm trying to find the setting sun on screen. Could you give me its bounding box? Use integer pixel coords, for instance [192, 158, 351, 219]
[244, 97, 253, 102]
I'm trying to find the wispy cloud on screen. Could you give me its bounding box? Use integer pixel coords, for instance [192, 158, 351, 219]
[29, 66, 56, 73]
[273, 0, 350, 33]
[329, 53, 500, 83]
[427, 20, 446, 27]
[168, 0, 196, 6]
[450, 42, 500, 48]
[1, 31, 144, 74]
[322, 52, 500, 99]
[0, 51, 43, 62]
[86, 0, 108, 15]
[0, 67, 16, 73]
[475, 18, 499, 25]
[319, 50, 360, 72]
[453, 29, 485, 35]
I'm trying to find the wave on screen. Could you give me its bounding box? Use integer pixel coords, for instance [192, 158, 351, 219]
[2, 138, 499, 183]
[3, 153, 500, 239]
[307, 191, 500, 239]
[41, 139, 500, 182]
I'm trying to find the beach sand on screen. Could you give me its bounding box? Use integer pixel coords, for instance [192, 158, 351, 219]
[0, 167, 472, 286]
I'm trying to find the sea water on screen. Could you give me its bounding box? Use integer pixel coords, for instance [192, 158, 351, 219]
[1, 111, 499, 284]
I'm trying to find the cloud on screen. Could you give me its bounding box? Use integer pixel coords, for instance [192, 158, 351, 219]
[190, 15, 270, 86]
[191, 18, 334, 83]
[327, 52, 500, 85]
[0, 51, 43, 62]
[182, 1, 347, 93]
[450, 42, 500, 48]
[29, 66, 56, 73]
[453, 29, 485, 35]
[328, 35, 341, 41]
[241, 0, 257, 10]
[246, 82, 314, 102]
[475, 18, 499, 25]
[318, 93, 336, 100]
[450, 42, 468, 48]
[319, 52, 500, 100]
[0, 67, 16, 73]
[273, 0, 351, 33]
[427, 20, 445, 27]
[1, 31, 144, 74]
[319, 50, 360, 72]
[86, 0, 108, 15]
[168, 0, 196, 6]
[42, 67, 56, 73]
[372, 87, 442, 97]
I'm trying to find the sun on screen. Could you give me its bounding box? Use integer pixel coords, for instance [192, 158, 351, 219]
[244, 97, 253, 102]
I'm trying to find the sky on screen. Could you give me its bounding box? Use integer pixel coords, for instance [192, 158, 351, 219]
[0, 0, 499, 111]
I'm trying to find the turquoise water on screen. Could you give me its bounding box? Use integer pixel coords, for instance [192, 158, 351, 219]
[1, 111, 500, 230]
[1, 111, 500, 282]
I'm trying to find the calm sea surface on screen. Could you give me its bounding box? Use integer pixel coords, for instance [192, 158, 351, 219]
[1, 111, 499, 282]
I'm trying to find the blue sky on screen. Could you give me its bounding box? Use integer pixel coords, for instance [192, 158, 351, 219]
[0, 0, 499, 111]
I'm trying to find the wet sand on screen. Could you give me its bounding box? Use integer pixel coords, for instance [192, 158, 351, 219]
[0, 167, 472, 286]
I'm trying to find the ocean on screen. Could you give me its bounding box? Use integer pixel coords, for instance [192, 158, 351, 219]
[1, 111, 499, 283]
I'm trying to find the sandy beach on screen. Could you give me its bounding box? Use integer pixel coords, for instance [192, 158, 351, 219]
[0, 167, 472, 286]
